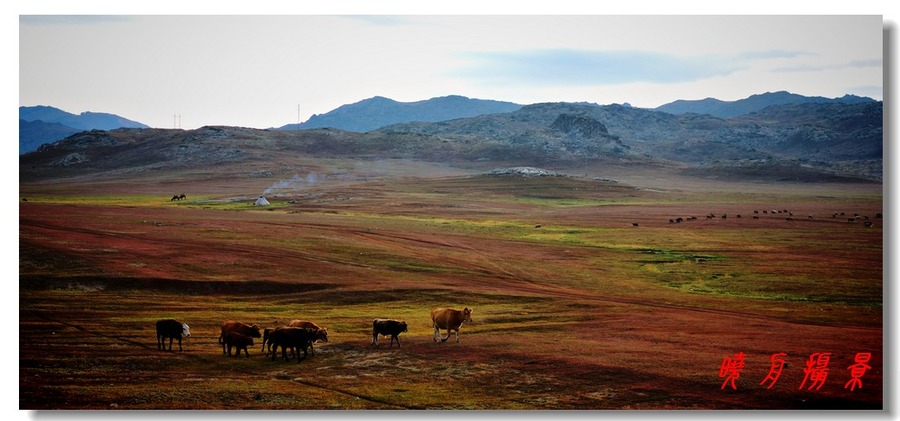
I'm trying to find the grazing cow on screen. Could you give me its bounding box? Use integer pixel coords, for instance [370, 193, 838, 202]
[223, 331, 254, 358]
[631, 223, 639, 227]
[431, 307, 473, 343]
[371, 319, 408, 348]
[267, 327, 318, 362]
[219, 321, 261, 354]
[288, 320, 329, 355]
[156, 319, 190, 352]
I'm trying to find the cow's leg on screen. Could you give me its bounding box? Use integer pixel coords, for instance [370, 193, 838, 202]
[433, 324, 440, 342]
[371, 332, 378, 347]
[456, 329, 460, 343]
[298, 344, 308, 363]
[168, 337, 174, 351]
[243, 347, 249, 358]
[178, 337, 183, 352]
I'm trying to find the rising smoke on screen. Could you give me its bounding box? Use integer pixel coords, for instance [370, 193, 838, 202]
[263, 173, 322, 195]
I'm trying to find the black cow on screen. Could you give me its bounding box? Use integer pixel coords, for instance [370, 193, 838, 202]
[371, 319, 408, 348]
[268, 327, 318, 362]
[156, 319, 191, 352]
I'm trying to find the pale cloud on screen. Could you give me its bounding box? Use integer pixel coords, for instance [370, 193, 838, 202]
[774, 58, 883, 72]
[455, 49, 816, 86]
[19, 15, 133, 26]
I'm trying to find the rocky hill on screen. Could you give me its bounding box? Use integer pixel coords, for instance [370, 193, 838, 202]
[278, 95, 522, 132]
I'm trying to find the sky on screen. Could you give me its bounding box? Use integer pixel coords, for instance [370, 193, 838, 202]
[17, 8, 888, 130]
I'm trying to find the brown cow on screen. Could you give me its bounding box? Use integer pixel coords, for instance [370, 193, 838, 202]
[223, 331, 254, 358]
[156, 319, 190, 352]
[431, 307, 473, 343]
[219, 321, 261, 354]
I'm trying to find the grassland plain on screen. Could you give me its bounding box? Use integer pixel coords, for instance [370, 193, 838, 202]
[19, 172, 883, 410]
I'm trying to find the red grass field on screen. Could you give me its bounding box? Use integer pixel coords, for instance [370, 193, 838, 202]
[19, 166, 883, 410]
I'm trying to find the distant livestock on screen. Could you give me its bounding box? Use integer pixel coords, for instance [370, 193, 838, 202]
[170, 194, 186, 202]
[371, 319, 408, 348]
[156, 318, 191, 352]
[219, 321, 261, 355]
[223, 331, 254, 358]
[432, 307, 473, 343]
[267, 327, 318, 362]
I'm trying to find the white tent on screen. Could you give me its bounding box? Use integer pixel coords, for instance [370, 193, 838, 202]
[254, 196, 270, 206]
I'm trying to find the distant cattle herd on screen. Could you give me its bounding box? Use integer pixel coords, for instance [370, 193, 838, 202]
[659, 208, 881, 227]
[156, 307, 474, 363]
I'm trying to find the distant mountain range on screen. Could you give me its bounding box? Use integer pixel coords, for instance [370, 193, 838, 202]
[21, 96, 883, 183]
[19, 91, 876, 154]
[19, 106, 149, 154]
[277, 95, 523, 132]
[653, 91, 876, 118]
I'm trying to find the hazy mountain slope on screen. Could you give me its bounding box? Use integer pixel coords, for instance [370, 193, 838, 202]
[278, 95, 523, 132]
[19, 105, 150, 154]
[19, 119, 81, 154]
[654, 91, 876, 118]
[20, 106, 149, 131]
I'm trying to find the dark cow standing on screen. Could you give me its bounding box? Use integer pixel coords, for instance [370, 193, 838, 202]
[156, 319, 191, 352]
[267, 327, 318, 363]
[223, 331, 254, 358]
[371, 319, 408, 348]
[431, 307, 473, 343]
[219, 321, 261, 355]
[288, 320, 329, 356]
